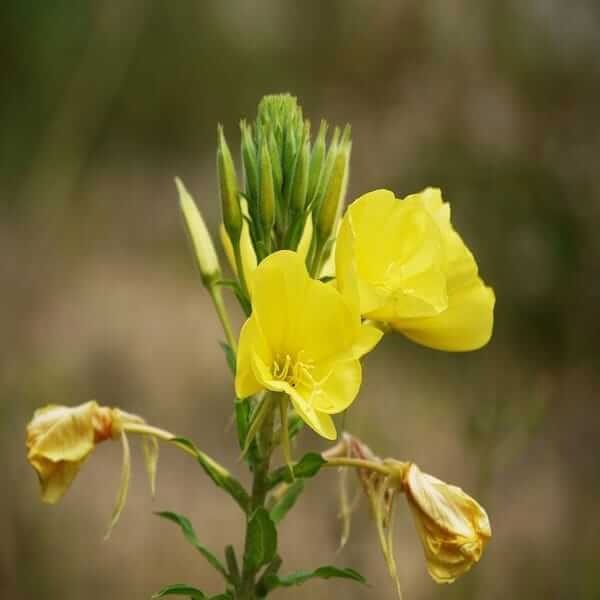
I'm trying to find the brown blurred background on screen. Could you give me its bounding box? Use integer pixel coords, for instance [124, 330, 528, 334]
[2, 1, 600, 599]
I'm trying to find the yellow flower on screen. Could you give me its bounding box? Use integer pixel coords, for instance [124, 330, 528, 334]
[235, 250, 382, 439]
[403, 463, 491, 583]
[335, 188, 495, 351]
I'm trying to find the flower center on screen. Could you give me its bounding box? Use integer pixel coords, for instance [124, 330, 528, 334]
[272, 351, 316, 389]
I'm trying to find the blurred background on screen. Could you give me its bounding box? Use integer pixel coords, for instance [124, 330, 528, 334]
[2, 1, 599, 599]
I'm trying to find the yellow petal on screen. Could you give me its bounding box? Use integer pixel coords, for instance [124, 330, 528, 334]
[392, 278, 495, 351]
[235, 317, 271, 399]
[307, 359, 362, 414]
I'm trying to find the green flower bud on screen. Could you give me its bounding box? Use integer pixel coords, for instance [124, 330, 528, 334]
[259, 140, 276, 247]
[289, 122, 310, 214]
[175, 177, 221, 285]
[217, 125, 242, 243]
[307, 120, 327, 207]
[316, 125, 351, 243]
[240, 120, 259, 214]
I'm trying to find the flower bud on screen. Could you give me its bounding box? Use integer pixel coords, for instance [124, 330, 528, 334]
[175, 178, 221, 286]
[403, 463, 491, 583]
[288, 122, 310, 214]
[240, 120, 259, 212]
[307, 120, 327, 206]
[316, 125, 351, 243]
[217, 125, 242, 243]
[258, 140, 276, 244]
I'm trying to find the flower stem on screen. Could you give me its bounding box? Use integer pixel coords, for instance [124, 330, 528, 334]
[238, 392, 278, 599]
[323, 457, 395, 477]
[209, 283, 237, 352]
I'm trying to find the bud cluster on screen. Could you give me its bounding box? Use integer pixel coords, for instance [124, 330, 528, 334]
[219, 94, 351, 285]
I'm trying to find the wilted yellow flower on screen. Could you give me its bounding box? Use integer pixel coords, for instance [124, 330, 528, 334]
[26, 401, 117, 504]
[235, 250, 382, 439]
[403, 463, 491, 583]
[26, 401, 162, 537]
[336, 188, 495, 351]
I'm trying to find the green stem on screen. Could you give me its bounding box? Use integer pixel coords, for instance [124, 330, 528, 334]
[209, 283, 238, 352]
[238, 392, 278, 599]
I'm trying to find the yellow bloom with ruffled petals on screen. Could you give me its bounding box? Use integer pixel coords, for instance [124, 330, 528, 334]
[235, 250, 382, 440]
[336, 188, 495, 351]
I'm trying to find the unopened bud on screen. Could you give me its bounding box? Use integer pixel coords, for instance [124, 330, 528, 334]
[289, 122, 310, 214]
[259, 141, 276, 241]
[217, 125, 242, 243]
[176, 178, 221, 286]
[316, 125, 351, 242]
[240, 120, 259, 213]
[307, 120, 327, 206]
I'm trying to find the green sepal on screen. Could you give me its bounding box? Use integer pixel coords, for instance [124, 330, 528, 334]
[243, 508, 278, 572]
[171, 437, 250, 513]
[267, 452, 325, 488]
[152, 584, 206, 599]
[262, 566, 367, 593]
[155, 512, 229, 582]
[269, 480, 305, 524]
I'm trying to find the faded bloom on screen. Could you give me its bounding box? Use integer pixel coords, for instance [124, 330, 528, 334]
[336, 188, 495, 351]
[26, 401, 118, 503]
[403, 463, 491, 583]
[235, 251, 382, 440]
[26, 401, 161, 537]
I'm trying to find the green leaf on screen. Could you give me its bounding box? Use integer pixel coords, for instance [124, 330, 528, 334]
[268, 452, 325, 488]
[244, 508, 278, 572]
[155, 512, 229, 581]
[219, 341, 236, 375]
[269, 480, 304, 524]
[264, 566, 367, 592]
[152, 583, 206, 599]
[171, 437, 250, 513]
[224, 545, 240, 586]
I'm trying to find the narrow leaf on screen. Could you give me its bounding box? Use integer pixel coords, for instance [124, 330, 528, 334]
[152, 584, 206, 599]
[104, 431, 131, 540]
[270, 480, 304, 524]
[268, 452, 325, 488]
[155, 512, 229, 581]
[244, 508, 277, 572]
[264, 566, 366, 591]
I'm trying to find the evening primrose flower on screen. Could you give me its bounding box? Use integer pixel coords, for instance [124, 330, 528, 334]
[235, 250, 382, 440]
[26, 401, 160, 537]
[335, 188, 495, 351]
[403, 463, 491, 583]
